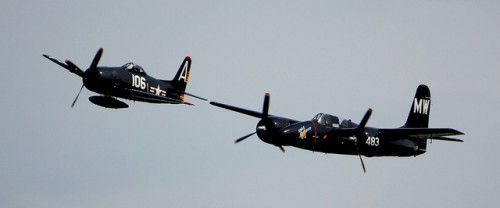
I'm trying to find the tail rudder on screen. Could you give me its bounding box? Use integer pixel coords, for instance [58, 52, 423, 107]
[172, 56, 191, 92]
[404, 84, 431, 128]
[165, 56, 206, 103]
[171, 56, 191, 102]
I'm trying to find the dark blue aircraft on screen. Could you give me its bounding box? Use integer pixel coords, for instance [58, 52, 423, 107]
[43, 48, 205, 108]
[210, 85, 463, 172]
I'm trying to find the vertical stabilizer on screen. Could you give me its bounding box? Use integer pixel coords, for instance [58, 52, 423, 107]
[172, 56, 191, 92]
[404, 84, 431, 128]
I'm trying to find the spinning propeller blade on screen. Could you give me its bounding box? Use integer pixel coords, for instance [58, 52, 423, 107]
[278, 145, 285, 153]
[357, 151, 367, 173]
[235, 132, 256, 144]
[89, 48, 103, 70]
[358, 108, 373, 129]
[71, 84, 84, 108]
[262, 93, 270, 118]
[355, 108, 373, 173]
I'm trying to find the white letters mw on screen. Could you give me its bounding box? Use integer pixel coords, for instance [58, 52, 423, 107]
[413, 98, 430, 115]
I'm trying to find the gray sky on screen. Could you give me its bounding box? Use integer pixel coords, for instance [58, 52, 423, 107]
[1, 1, 499, 207]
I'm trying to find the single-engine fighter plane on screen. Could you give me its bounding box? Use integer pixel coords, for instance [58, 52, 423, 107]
[210, 85, 463, 172]
[43, 48, 206, 108]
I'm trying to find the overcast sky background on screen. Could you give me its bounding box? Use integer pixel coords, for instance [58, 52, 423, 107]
[1, 1, 499, 207]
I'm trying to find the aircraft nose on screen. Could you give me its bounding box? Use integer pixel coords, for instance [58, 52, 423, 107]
[279, 128, 294, 136]
[279, 123, 312, 141]
[256, 119, 284, 145]
[96, 69, 112, 79]
[84, 68, 105, 79]
[95, 69, 119, 84]
[83, 68, 116, 91]
[278, 126, 299, 139]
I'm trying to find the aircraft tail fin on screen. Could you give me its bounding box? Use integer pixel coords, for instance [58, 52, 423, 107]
[161, 56, 206, 103]
[170, 56, 192, 102]
[403, 84, 431, 128]
[172, 56, 191, 92]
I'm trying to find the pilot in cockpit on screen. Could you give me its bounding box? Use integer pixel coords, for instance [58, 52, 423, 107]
[123, 62, 147, 75]
[313, 113, 341, 128]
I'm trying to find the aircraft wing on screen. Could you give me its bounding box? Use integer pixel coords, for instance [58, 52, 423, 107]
[210, 101, 274, 119]
[377, 128, 464, 142]
[43, 54, 85, 77]
[121, 88, 193, 105]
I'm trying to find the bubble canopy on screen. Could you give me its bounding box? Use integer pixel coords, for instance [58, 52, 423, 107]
[122, 62, 146, 75]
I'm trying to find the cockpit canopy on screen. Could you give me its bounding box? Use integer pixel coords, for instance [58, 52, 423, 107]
[312, 113, 350, 128]
[122, 62, 147, 75]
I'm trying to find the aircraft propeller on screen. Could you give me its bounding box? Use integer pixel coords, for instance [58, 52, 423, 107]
[224, 93, 285, 153]
[43, 48, 103, 107]
[235, 132, 256, 144]
[71, 85, 85, 108]
[353, 108, 373, 173]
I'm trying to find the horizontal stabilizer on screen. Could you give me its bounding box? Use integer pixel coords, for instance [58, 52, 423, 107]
[168, 88, 207, 101]
[378, 128, 464, 139]
[184, 92, 207, 101]
[429, 136, 463, 142]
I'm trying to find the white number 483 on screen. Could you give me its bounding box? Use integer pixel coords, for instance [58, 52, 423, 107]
[365, 137, 380, 147]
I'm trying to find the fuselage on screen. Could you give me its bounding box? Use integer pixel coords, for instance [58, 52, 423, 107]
[209, 87, 462, 160]
[260, 114, 426, 157]
[43, 48, 196, 108]
[83, 64, 182, 104]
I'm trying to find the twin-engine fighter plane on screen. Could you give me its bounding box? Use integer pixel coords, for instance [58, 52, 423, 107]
[210, 85, 463, 172]
[43, 48, 206, 108]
